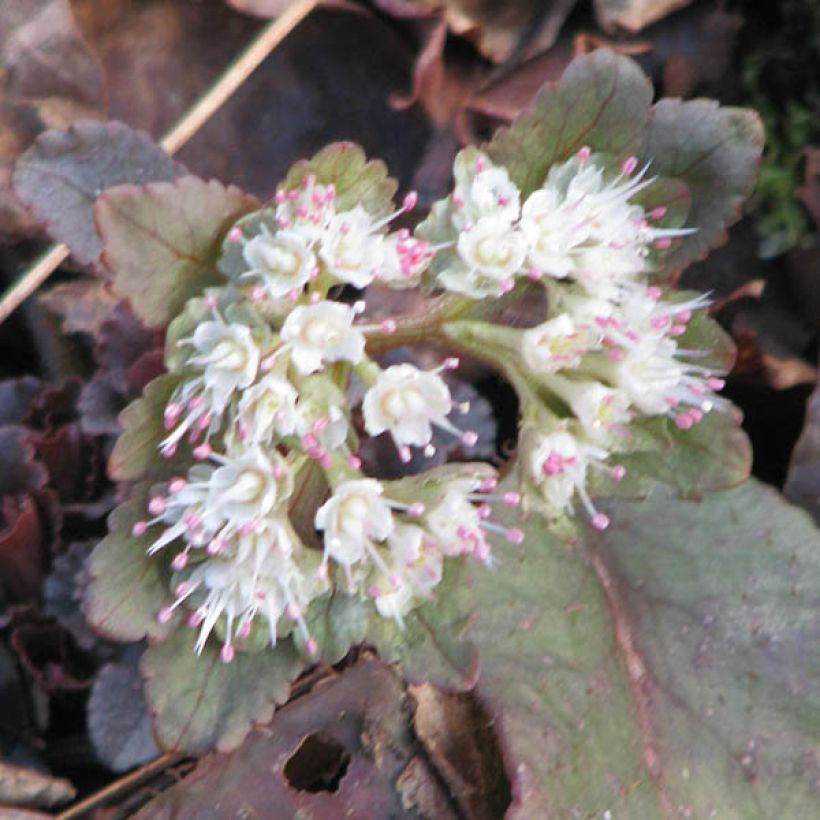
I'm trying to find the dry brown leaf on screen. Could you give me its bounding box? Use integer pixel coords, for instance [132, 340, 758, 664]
[0, 761, 75, 810]
[594, 0, 691, 34]
[410, 683, 509, 819]
[0, 0, 103, 237]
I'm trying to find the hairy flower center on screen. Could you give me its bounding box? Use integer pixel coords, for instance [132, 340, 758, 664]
[303, 318, 340, 348]
[263, 244, 301, 277]
[339, 495, 370, 536]
[476, 236, 513, 267]
[381, 386, 426, 421]
[210, 339, 249, 372]
[227, 468, 269, 504]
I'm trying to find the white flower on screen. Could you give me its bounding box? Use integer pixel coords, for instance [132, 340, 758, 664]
[319, 207, 385, 287]
[425, 480, 490, 559]
[186, 320, 260, 409]
[521, 314, 596, 374]
[520, 187, 590, 278]
[275, 174, 336, 242]
[520, 154, 692, 285]
[280, 301, 365, 374]
[172, 519, 326, 659]
[296, 396, 349, 452]
[236, 372, 299, 444]
[373, 584, 413, 622]
[160, 318, 262, 457]
[146, 446, 293, 557]
[547, 376, 632, 443]
[315, 479, 394, 569]
[439, 216, 527, 298]
[242, 226, 316, 299]
[389, 522, 443, 597]
[457, 217, 526, 279]
[379, 232, 433, 288]
[362, 364, 454, 448]
[452, 151, 520, 228]
[528, 430, 611, 529]
[372, 523, 443, 622]
[571, 245, 645, 298]
[606, 334, 726, 426]
[205, 446, 292, 528]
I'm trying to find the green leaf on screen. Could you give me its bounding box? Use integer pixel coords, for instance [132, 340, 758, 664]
[141, 629, 303, 755]
[472, 480, 820, 817]
[216, 208, 277, 284]
[486, 49, 653, 197]
[84, 488, 171, 643]
[306, 559, 478, 691]
[621, 409, 752, 498]
[282, 142, 397, 217]
[306, 591, 371, 666]
[109, 374, 186, 483]
[13, 121, 185, 269]
[642, 100, 764, 274]
[369, 561, 479, 690]
[484, 50, 762, 276]
[97, 175, 258, 328]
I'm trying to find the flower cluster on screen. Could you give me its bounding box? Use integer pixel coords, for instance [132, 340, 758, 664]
[132, 170, 521, 662]
[129, 144, 729, 662]
[421, 147, 728, 529]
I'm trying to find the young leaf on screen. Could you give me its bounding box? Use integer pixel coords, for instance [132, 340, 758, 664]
[13, 121, 185, 268]
[621, 409, 752, 498]
[141, 629, 303, 755]
[84, 488, 172, 643]
[108, 374, 184, 483]
[97, 176, 258, 327]
[368, 561, 479, 691]
[282, 142, 398, 217]
[486, 49, 653, 196]
[471, 480, 820, 817]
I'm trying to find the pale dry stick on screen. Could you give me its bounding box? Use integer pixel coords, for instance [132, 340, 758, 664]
[0, 0, 317, 327]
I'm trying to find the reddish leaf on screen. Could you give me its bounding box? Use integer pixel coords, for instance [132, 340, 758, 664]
[0, 496, 44, 601]
[10, 621, 95, 692]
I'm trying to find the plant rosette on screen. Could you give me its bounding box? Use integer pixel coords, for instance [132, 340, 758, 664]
[84, 49, 765, 758]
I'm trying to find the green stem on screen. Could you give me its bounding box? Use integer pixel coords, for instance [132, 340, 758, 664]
[364, 292, 474, 352]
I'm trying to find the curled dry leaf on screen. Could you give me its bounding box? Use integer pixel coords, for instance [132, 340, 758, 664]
[0, 0, 104, 238]
[378, 0, 579, 64]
